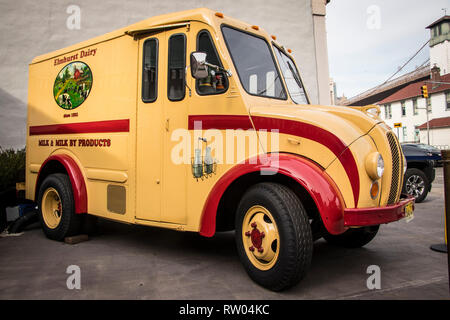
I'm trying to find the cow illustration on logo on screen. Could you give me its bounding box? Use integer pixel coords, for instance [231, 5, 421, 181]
[53, 61, 93, 110]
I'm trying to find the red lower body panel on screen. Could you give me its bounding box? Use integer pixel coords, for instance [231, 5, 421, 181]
[344, 196, 415, 227]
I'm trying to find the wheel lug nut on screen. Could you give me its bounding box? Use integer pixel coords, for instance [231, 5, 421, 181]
[249, 246, 255, 252]
[258, 247, 263, 253]
[251, 222, 257, 228]
[245, 231, 251, 237]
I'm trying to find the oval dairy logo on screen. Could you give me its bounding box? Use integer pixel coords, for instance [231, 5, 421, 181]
[53, 61, 93, 110]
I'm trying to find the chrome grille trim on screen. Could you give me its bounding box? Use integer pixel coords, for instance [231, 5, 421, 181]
[386, 132, 401, 204]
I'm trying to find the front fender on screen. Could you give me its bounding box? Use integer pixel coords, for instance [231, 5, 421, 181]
[199, 153, 346, 237]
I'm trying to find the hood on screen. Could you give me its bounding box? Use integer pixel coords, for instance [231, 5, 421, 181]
[249, 104, 382, 147]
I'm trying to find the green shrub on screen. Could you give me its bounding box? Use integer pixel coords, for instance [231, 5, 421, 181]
[0, 147, 25, 192]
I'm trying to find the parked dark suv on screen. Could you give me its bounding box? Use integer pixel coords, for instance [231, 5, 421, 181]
[401, 143, 438, 203]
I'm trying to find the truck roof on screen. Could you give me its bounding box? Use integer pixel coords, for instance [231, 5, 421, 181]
[31, 8, 269, 65]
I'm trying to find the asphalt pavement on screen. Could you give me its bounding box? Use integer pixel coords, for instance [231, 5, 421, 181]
[0, 168, 448, 299]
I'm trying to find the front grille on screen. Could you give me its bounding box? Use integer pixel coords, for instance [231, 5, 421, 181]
[386, 132, 401, 204]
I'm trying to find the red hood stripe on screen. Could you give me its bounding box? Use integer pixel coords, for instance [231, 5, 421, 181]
[188, 114, 359, 206]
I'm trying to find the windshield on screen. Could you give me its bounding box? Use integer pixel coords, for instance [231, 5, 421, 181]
[273, 45, 308, 104]
[222, 26, 287, 100]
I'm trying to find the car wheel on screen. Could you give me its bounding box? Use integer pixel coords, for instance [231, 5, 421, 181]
[38, 173, 82, 241]
[323, 225, 379, 248]
[235, 182, 313, 291]
[403, 168, 429, 203]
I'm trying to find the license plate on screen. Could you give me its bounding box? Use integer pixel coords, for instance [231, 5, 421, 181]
[404, 202, 414, 223]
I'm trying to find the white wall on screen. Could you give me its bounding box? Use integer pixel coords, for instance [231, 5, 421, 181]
[380, 91, 450, 144]
[0, 0, 328, 149]
[430, 40, 450, 75]
[419, 127, 450, 148]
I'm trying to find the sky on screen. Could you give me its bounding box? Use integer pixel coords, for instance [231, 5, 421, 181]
[326, 0, 449, 99]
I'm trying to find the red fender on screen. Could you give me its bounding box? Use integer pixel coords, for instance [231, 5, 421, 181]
[199, 153, 346, 237]
[36, 154, 87, 214]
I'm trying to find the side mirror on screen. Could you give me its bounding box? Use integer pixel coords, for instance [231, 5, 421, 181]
[190, 52, 209, 79]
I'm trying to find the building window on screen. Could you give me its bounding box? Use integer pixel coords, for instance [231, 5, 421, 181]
[167, 33, 186, 101]
[414, 126, 420, 142]
[413, 98, 418, 115]
[384, 104, 392, 119]
[446, 91, 450, 110]
[142, 38, 158, 103]
[196, 30, 228, 95]
[401, 101, 406, 116]
[402, 126, 407, 142]
[426, 97, 432, 113]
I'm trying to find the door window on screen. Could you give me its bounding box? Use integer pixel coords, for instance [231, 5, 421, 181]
[196, 30, 228, 95]
[167, 34, 186, 101]
[142, 38, 158, 102]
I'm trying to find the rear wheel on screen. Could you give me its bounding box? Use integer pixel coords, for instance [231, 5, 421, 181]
[235, 183, 313, 291]
[38, 173, 81, 241]
[323, 225, 379, 248]
[402, 168, 429, 203]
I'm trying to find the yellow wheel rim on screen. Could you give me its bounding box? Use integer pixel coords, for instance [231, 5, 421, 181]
[242, 205, 280, 271]
[41, 187, 62, 229]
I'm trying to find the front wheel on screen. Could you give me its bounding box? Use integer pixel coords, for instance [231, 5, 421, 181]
[402, 168, 430, 203]
[235, 183, 313, 291]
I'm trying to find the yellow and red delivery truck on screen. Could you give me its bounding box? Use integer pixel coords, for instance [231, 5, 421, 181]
[26, 8, 414, 291]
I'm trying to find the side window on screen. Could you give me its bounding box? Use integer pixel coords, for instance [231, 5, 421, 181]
[142, 38, 158, 102]
[167, 34, 186, 101]
[196, 30, 228, 95]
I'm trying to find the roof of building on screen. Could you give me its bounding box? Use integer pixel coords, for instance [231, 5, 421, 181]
[426, 15, 450, 29]
[342, 64, 430, 106]
[418, 116, 450, 130]
[377, 73, 450, 104]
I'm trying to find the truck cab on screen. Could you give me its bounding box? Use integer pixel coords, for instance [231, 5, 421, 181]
[26, 8, 414, 291]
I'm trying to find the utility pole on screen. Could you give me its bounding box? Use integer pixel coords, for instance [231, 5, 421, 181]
[426, 107, 430, 145]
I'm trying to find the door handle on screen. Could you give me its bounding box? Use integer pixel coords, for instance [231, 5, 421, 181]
[287, 137, 300, 145]
[165, 118, 170, 132]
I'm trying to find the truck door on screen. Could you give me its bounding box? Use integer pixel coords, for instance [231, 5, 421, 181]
[161, 28, 190, 224]
[136, 32, 165, 222]
[136, 27, 189, 224]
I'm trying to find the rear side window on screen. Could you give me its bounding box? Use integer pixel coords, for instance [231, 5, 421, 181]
[196, 30, 228, 95]
[142, 38, 158, 102]
[167, 34, 186, 101]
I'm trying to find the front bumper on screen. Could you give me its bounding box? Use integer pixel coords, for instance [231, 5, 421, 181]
[344, 195, 415, 227]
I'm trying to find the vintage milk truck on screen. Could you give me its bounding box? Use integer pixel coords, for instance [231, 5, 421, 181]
[26, 8, 414, 291]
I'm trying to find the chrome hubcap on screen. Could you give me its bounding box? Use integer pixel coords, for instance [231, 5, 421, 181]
[406, 175, 425, 198]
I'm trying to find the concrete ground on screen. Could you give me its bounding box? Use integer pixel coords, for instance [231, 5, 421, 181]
[0, 168, 449, 300]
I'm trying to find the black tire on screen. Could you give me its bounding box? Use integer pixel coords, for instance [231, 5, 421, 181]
[402, 168, 429, 203]
[37, 173, 81, 241]
[235, 182, 313, 291]
[323, 225, 379, 248]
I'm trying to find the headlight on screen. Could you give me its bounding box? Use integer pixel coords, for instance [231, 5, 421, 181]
[365, 152, 384, 180]
[402, 153, 407, 174]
